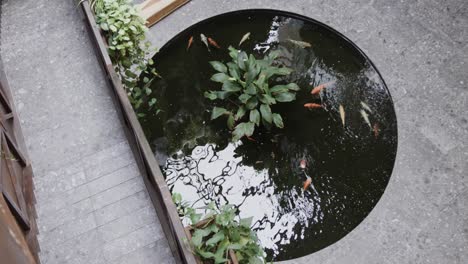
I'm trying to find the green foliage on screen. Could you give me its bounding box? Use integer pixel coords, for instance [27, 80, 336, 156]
[172, 193, 202, 224]
[88, 0, 160, 115]
[172, 193, 265, 264]
[205, 47, 299, 141]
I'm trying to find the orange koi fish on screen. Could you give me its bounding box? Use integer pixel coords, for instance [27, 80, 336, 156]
[208, 37, 221, 49]
[304, 103, 322, 109]
[246, 136, 256, 142]
[186, 36, 194, 51]
[310, 81, 335, 95]
[303, 176, 312, 191]
[373, 123, 380, 138]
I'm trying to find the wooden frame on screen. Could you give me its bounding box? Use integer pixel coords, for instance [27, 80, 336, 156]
[138, 0, 190, 27]
[78, 1, 197, 263]
[0, 55, 40, 262]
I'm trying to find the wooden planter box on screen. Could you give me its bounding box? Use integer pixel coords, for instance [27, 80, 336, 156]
[77, 1, 196, 263]
[184, 218, 239, 264]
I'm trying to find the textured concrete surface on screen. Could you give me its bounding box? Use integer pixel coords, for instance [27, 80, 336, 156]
[146, 0, 468, 263]
[0, 0, 173, 263]
[1, 0, 467, 264]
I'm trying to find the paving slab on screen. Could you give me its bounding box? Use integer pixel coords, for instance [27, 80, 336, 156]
[1, 0, 172, 263]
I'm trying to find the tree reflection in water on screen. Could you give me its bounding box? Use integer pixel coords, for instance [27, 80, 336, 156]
[163, 140, 324, 256]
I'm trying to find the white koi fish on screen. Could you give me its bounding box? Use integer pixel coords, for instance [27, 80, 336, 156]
[200, 34, 210, 52]
[287, 39, 312, 48]
[360, 109, 372, 129]
[239, 32, 251, 47]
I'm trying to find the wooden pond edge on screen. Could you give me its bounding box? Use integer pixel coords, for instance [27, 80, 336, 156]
[78, 1, 197, 263]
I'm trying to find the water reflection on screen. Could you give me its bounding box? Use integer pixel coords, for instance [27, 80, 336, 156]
[141, 10, 397, 261]
[163, 143, 324, 256]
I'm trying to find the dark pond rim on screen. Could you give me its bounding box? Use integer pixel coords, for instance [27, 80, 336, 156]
[156, 8, 399, 260]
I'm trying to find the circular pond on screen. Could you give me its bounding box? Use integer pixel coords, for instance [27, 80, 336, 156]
[139, 9, 397, 261]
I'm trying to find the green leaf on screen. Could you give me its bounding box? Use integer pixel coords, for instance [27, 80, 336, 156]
[196, 249, 215, 259]
[204, 91, 218, 100]
[227, 62, 240, 80]
[222, 81, 241, 92]
[211, 73, 230, 83]
[214, 256, 228, 264]
[232, 122, 255, 141]
[239, 93, 251, 104]
[276, 67, 293, 75]
[275, 92, 296, 102]
[237, 51, 248, 70]
[211, 107, 228, 120]
[189, 213, 202, 224]
[259, 94, 276, 105]
[206, 232, 225, 246]
[270, 85, 289, 94]
[191, 232, 203, 247]
[216, 91, 234, 99]
[209, 61, 227, 73]
[227, 114, 235, 130]
[228, 46, 239, 60]
[240, 216, 253, 228]
[249, 256, 264, 264]
[260, 104, 272, 123]
[254, 73, 266, 88]
[214, 239, 229, 263]
[249, 110, 260, 126]
[172, 193, 182, 204]
[245, 83, 257, 95]
[227, 243, 243, 250]
[268, 50, 281, 61]
[246, 97, 258, 110]
[148, 98, 157, 107]
[246, 64, 260, 85]
[235, 107, 247, 120]
[286, 83, 300, 91]
[247, 54, 256, 70]
[272, 113, 284, 128]
[100, 23, 109, 31]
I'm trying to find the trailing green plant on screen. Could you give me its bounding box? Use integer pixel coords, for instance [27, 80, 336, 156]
[205, 47, 299, 141]
[85, 0, 159, 116]
[172, 193, 265, 264]
[172, 192, 201, 223]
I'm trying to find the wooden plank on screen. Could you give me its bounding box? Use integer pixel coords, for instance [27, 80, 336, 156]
[0, 194, 36, 264]
[2, 133, 30, 231]
[79, 2, 197, 263]
[138, 0, 190, 27]
[0, 47, 40, 263]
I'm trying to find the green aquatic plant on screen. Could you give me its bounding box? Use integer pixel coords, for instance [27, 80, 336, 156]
[205, 47, 299, 141]
[86, 0, 159, 116]
[172, 193, 265, 264]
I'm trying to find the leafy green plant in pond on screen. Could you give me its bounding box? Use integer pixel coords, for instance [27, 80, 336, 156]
[85, 0, 160, 116]
[205, 47, 299, 141]
[172, 193, 265, 264]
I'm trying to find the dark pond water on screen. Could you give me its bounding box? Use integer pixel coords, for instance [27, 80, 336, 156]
[139, 10, 397, 261]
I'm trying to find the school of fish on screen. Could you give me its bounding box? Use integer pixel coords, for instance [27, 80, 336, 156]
[187, 32, 383, 194]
